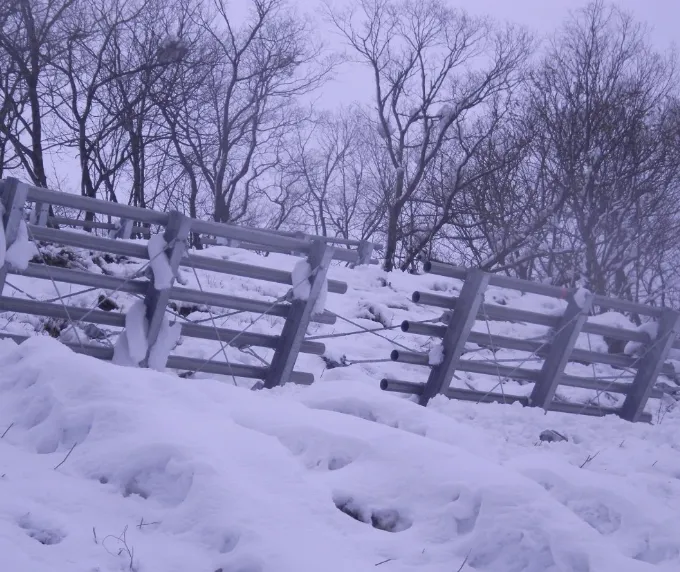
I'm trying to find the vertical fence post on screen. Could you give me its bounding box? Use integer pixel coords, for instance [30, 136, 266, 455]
[619, 309, 680, 423]
[529, 290, 593, 410]
[264, 238, 333, 388]
[111, 218, 133, 240]
[32, 202, 50, 226]
[356, 240, 375, 266]
[0, 178, 29, 294]
[141, 211, 192, 366]
[419, 269, 490, 406]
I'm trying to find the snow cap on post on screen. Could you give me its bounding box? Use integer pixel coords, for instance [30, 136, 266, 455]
[113, 215, 191, 371]
[0, 178, 30, 294]
[264, 238, 334, 389]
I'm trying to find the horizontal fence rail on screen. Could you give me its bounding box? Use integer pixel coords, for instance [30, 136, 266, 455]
[0, 178, 350, 387]
[382, 259, 680, 423]
[3, 179, 380, 266]
[2, 178, 679, 423]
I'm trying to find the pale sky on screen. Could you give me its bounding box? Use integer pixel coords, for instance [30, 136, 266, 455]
[45, 0, 677, 191]
[306, 0, 676, 109]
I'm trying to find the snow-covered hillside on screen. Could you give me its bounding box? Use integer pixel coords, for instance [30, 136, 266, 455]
[2, 244, 680, 571]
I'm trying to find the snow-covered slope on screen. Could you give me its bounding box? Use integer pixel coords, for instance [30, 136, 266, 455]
[2, 337, 680, 572]
[4, 242, 675, 411]
[2, 243, 680, 571]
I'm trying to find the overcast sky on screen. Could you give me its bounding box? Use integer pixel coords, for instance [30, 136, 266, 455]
[45, 0, 677, 190]
[304, 0, 676, 109]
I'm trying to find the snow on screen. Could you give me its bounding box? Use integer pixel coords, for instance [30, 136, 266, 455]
[0, 214, 36, 271]
[291, 259, 312, 301]
[572, 286, 591, 309]
[1, 337, 680, 571]
[3, 237, 680, 571]
[289, 258, 328, 313]
[147, 234, 174, 290]
[428, 344, 444, 366]
[108, 220, 122, 240]
[113, 301, 149, 366]
[6, 220, 34, 271]
[147, 315, 182, 371]
[216, 236, 240, 247]
[625, 322, 660, 357]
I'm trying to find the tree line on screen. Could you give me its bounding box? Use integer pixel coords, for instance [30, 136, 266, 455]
[2, 0, 679, 309]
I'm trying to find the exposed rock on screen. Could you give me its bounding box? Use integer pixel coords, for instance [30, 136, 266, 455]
[540, 429, 568, 443]
[97, 295, 119, 312]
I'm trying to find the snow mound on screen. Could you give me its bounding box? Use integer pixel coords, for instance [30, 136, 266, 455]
[5, 220, 34, 270]
[1, 337, 680, 572]
[147, 234, 174, 290]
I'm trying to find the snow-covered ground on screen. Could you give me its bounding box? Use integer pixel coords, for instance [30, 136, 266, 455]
[1, 240, 680, 571]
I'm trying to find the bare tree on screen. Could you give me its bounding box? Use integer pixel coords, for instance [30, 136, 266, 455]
[328, 0, 531, 270]
[528, 0, 680, 301]
[0, 0, 77, 187]
[49, 0, 172, 204]
[284, 108, 382, 239]
[157, 0, 336, 225]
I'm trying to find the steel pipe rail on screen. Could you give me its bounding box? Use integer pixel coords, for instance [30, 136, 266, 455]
[400, 320, 676, 377]
[165, 354, 314, 385]
[0, 333, 314, 385]
[11, 264, 336, 325]
[0, 296, 325, 354]
[379, 377, 652, 422]
[25, 185, 169, 226]
[26, 225, 348, 294]
[17, 183, 377, 265]
[192, 218, 313, 255]
[412, 291, 664, 347]
[183, 253, 348, 294]
[388, 346, 664, 398]
[380, 378, 529, 405]
[29, 225, 149, 258]
[48, 216, 118, 231]
[423, 261, 664, 318]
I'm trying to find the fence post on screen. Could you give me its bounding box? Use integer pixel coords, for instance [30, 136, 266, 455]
[263, 238, 333, 388]
[111, 218, 133, 240]
[419, 269, 490, 406]
[529, 290, 593, 410]
[32, 202, 50, 226]
[619, 309, 680, 423]
[0, 178, 29, 294]
[356, 240, 375, 266]
[141, 211, 192, 366]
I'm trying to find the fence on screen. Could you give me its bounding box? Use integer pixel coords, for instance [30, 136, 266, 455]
[0, 177, 353, 387]
[30, 188, 380, 266]
[2, 177, 679, 422]
[381, 261, 680, 423]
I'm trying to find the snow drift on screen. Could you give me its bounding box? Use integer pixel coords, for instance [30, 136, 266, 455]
[1, 337, 680, 572]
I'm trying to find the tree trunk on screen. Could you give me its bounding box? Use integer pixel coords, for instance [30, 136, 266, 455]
[383, 203, 401, 272]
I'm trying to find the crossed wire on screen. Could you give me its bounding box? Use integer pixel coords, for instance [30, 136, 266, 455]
[15, 225, 308, 382]
[572, 331, 671, 418]
[177, 262, 325, 379]
[22, 224, 186, 351]
[9, 220, 379, 386]
[466, 304, 671, 419]
[480, 298, 506, 403]
[468, 309, 583, 405]
[5, 216, 674, 418]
